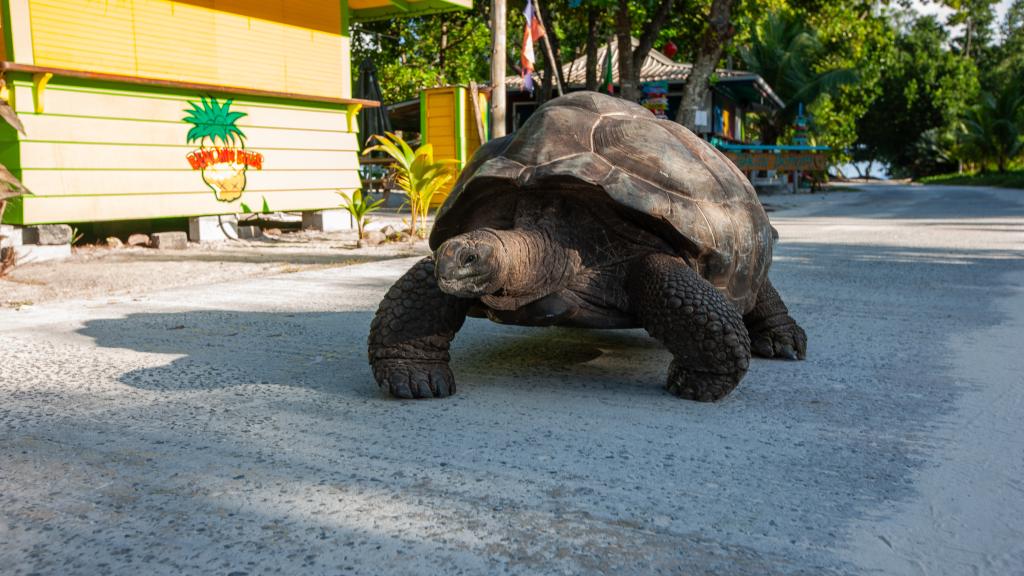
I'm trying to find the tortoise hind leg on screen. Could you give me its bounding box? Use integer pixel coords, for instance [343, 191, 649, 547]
[368, 257, 471, 398]
[630, 254, 751, 401]
[744, 278, 807, 360]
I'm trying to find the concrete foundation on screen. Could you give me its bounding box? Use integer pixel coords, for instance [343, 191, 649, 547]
[188, 215, 239, 242]
[11, 243, 72, 264]
[302, 209, 352, 232]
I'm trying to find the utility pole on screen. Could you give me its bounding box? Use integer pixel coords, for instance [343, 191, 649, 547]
[491, 0, 507, 138]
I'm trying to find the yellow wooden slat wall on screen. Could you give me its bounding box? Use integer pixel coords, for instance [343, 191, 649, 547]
[3, 77, 362, 224]
[28, 0, 345, 98]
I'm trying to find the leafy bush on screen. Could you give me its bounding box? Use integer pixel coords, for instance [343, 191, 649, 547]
[364, 132, 456, 238]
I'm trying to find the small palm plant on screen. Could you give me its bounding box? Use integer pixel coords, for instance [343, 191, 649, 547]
[183, 96, 249, 201]
[338, 189, 385, 247]
[364, 132, 456, 238]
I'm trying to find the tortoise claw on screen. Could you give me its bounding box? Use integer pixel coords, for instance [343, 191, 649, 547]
[372, 360, 455, 399]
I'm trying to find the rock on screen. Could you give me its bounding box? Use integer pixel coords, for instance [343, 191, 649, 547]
[127, 233, 150, 247]
[379, 225, 396, 238]
[106, 237, 124, 248]
[363, 230, 386, 245]
[236, 225, 262, 240]
[150, 231, 188, 250]
[26, 224, 73, 245]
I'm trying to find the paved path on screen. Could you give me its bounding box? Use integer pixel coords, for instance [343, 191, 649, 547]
[2, 185, 1022, 575]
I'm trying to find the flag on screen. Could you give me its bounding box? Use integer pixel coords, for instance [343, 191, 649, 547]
[602, 42, 614, 95]
[521, 0, 546, 93]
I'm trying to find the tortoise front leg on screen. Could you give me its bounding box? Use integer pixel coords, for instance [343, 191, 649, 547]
[368, 257, 471, 398]
[743, 278, 807, 360]
[630, 254, 751, 401]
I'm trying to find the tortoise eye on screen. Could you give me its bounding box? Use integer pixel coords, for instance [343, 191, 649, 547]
[464, 254, 477, 265]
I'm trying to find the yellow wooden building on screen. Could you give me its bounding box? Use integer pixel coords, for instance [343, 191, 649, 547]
[419, 85, 489, 206]
[0, 0, 469, 226]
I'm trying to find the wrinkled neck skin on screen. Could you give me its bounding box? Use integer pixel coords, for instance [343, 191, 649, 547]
[435, 224, 579, 310]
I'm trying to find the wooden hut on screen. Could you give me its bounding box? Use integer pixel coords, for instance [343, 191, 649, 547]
[0, 0, 469, 229]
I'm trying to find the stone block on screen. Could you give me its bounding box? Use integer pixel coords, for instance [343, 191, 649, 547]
[12, 243, 71, 264]
[0, 224, 24, 248]
[151, 231, 188, 250]
[25, 224, 73, 245]
[127, 233, 151, 247]
[302, 209, 352, 232]
[189, 215, 238, 242]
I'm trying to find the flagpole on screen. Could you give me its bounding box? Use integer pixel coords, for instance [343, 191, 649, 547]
[491, 0, 507, 138]
[531, 0, 564, 96]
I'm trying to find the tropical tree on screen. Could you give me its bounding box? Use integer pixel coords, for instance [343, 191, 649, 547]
[959, 82, 1024, 172]
[364, 132, 456, 238]
[738, 12, 857, 144]
[854, 13, 979, 177]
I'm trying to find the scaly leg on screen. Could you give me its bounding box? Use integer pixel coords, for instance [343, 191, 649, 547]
[630, 254, 751, 401]
[368, 257, 471, 398]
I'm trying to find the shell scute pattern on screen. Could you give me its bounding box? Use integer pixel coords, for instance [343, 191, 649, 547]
[430, 92, 773, 311]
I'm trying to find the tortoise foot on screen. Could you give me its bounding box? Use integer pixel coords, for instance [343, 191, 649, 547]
[666, 361, 740, 402]
[373, 359, 456, 399]
[749, 319, 807, 360]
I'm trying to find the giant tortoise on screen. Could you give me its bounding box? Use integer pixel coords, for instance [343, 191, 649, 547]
[368, 91, 806, 401]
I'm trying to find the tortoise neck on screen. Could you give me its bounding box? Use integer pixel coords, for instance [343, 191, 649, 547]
[482, 227, 579, 307]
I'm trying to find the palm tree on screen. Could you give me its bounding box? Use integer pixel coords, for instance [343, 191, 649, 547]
[959, 82, 1024, 173]
[739, 13, 858, 144]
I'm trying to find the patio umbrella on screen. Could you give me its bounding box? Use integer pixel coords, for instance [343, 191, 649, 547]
[354, 58, 392, 151]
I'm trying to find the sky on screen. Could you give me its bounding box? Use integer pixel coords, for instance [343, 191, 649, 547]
[912, 0, 1016, 39]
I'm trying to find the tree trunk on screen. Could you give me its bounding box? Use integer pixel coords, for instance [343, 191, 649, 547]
[674, 0, 735, 130]
[615, 0, 674, 102]
[585, 8, 599, 91]
[615, 0, 636, 101]
[491, 0, 507, 138]
[540, 54, 554, 103]
[757, 114, 782, 145]
[631, 0, 675, 88]
[439, 21, 448, 83]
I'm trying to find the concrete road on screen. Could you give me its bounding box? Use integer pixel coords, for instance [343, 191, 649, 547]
[1, 185, 1022, 575]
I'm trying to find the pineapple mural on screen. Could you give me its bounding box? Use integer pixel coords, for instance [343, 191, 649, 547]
[183, 96, 264, 202]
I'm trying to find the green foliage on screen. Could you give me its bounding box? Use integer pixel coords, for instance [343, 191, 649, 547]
[958, 81, 1024, 172]
[855, 13, 980, 177]
[338, 189, 385, 245]
[352, 12, 492, 104]
[919, 168, 1024, 188]
[738, 11, 859, 145]
[182, 96, 247, 146]
[364, 132, 456, 238]
[240, 196, 272, 215]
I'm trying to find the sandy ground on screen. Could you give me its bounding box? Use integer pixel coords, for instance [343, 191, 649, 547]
[1, 184, 1023, 575]
[0, 219, 430, 308]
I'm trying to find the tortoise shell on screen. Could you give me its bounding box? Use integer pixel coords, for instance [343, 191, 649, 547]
[429, 91, 774, 313]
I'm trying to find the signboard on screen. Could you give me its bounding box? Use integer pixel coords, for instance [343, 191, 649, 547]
[725, 152, 828, 172]
[183, 96, 265, 202]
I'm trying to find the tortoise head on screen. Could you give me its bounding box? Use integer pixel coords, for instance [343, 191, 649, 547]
[435, 229, 505, 297]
